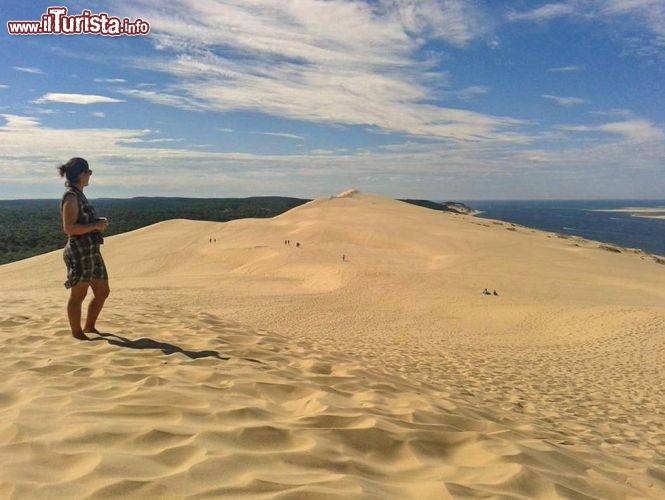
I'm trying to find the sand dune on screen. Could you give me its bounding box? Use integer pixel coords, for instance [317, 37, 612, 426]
[1, 191, 664, 498]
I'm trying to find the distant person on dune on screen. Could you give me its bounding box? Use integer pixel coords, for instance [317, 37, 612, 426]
[58, 157, 110, 340]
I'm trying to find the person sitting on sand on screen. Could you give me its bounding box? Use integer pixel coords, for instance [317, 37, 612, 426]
[59, 157, 110, 340]
[483, 288, 490, 295]
[493, 290, 499, 296]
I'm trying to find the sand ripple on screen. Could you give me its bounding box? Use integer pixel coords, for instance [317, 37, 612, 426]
[1, 301, 664, 499]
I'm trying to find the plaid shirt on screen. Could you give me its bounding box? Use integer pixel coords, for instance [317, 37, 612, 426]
[61, 186, 107, 288]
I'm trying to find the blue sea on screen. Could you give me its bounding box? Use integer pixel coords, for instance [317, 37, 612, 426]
[464, 200, 665, 257]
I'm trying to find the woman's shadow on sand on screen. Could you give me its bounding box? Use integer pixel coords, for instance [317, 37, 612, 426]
[90, 332, 232, 361]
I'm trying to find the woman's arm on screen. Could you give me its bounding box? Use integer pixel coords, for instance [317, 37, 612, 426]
[61, 195, 108, 236]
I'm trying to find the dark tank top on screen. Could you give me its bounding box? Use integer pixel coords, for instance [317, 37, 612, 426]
[60, 186, 103, 244]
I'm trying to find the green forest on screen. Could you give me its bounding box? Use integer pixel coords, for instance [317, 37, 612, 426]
[0, 197, 309, 265]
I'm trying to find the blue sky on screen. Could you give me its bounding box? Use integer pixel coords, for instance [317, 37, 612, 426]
[1, 0, 664, 200]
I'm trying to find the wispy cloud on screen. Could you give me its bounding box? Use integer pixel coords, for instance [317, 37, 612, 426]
[450, 85, 490, 101]
[14, 66, 44, 75]
[599, 120, 665, 141]
[117, 88, 203, 112]
[1, 113, 662, 198]
[487, 37, 500, 50]
[0, 85, 8, 90]
[94, 78, 127, 83]
[91, 112, 106, 118]
[118, 0, 521, 142]
[560, 119, 664, 142]
[34, 93, 125, 105]
[507, 1, 665, 60]
[387, 0, 491, 47]
[602, 0, 664, 16]
[120, 137, 183, 144]
[542, 94, 589, 106]
[507, 3, 575, 22]
[548, 65, 584, 72]
[590, 109, 632, 117]
[252, 132, 305, 141]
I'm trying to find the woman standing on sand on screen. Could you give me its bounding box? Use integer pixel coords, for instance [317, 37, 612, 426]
[58, 157, 110, 340]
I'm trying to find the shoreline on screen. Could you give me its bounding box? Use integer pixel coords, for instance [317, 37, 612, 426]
[473, 203, 665, 259]
[475, 216, 665, 262]
[473, 214, 665, 260]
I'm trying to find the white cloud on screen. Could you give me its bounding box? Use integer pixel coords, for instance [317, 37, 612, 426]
[507, 3, 574, 22]
[542, 94, 589, 106]
[117, 89, 202, 112]
[384, 0, 490, 47]
[91, 112, 106, 118]
[560, 119, 664, 142]
[0, 114, 145, 157]
[548, 65, 584, 72]
[94, 78, 127, 83]
[0, 114, 662, 199]
[1, 115, 41, 128]
[602, 0, 664, 16]
[0, 85, 8, 89]
[600, 1, 665, 58]
[34, 93, 125, 105]
[487, 37, 500, 50]
[13, 66, 44, 75]
[507, 1, 665, 60]
[113, 0, 523, 142]
[590, 109, 632, 117]
[252, 132, 305, 141]
[120, 137, 183, 144]
[599, 120, 665, 141]
[451, 85, 490, 101]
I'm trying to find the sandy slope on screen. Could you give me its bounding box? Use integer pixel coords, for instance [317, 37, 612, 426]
[1, 191, 664, 498]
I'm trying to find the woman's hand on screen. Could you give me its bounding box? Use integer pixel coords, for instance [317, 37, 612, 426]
[62, 196, 109, 236]
[95, 217, 109, 232]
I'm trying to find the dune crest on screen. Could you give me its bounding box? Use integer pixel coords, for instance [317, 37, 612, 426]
[1, 191, 664, 498]
[334, 188, 359, 198]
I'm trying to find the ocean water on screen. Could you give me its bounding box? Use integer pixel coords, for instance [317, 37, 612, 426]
[465, 200, 665, 257]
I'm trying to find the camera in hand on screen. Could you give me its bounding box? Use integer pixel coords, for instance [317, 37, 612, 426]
[91, 217, 106, 244]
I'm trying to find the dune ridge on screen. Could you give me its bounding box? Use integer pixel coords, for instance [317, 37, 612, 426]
[1, 191, 664, 498]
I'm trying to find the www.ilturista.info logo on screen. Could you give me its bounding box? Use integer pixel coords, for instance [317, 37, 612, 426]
[7, 7, 150, 36]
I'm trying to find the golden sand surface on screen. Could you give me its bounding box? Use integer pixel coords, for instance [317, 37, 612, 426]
[1, 191, 664, 499]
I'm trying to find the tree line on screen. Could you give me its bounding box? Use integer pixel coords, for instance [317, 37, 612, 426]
[0, 197, 309, 265]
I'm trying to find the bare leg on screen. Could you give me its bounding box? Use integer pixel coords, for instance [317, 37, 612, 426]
[84, 279, 110, 334]
[67, 282, 90, 340]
